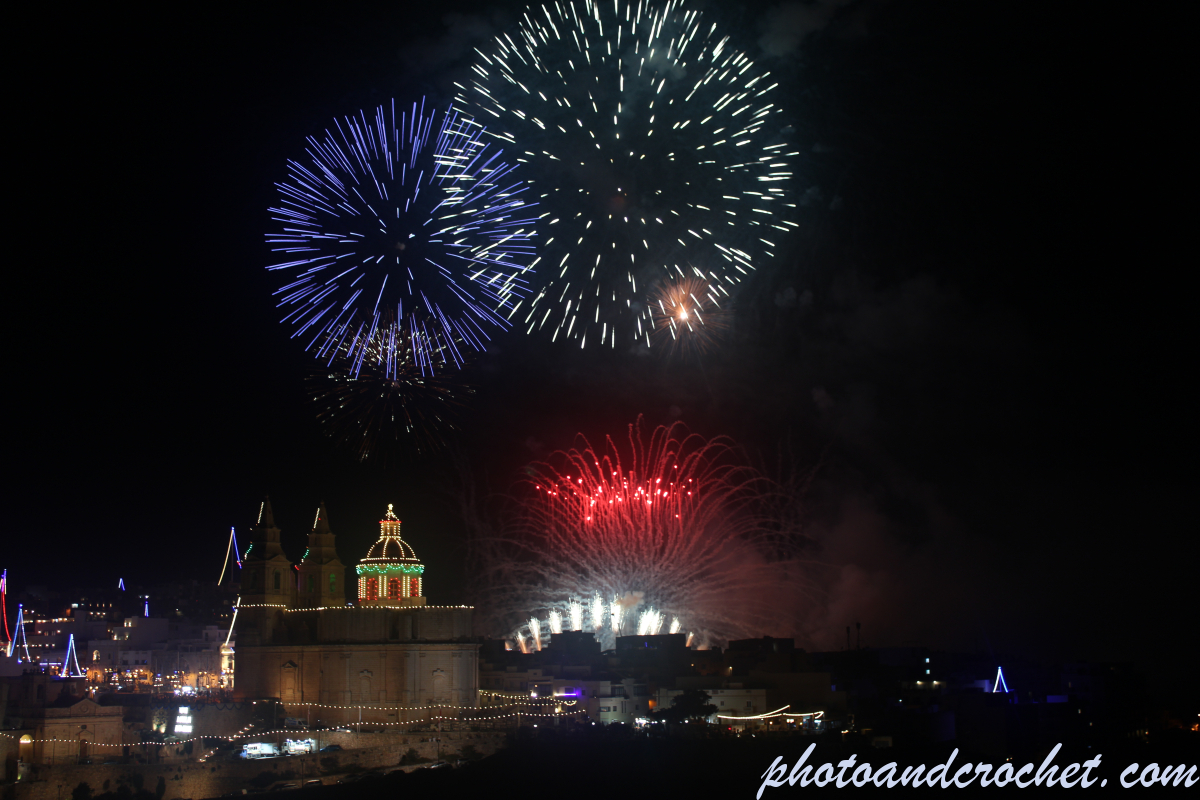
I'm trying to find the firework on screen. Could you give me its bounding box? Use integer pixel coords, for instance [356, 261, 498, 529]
[568, 598, 584, 631]
[468, 417, 814, 648]
[307, 323, 468, 458]
[548, 608, 564, 635]
[591, 594, 605, 630]
[637, 607, 664, 635]
[650, 274, 729, 356]
[267, 99, 538, 373]
[528, 616, 543, 651]
[456, 0, 799, 348]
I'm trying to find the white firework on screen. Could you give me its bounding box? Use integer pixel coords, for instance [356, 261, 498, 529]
[456, 0, 798, 348]
[569, 598, 585, 631]
[591, 593, 606, 630]
[529, 617, 543, 651]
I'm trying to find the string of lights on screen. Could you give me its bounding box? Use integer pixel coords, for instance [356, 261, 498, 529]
[714, 704, 815, 721]
[229, 603, 472, 611]
[0, 706, 586, 750]
[287, 696, 572, 711]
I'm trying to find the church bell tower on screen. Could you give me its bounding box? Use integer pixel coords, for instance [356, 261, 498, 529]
[297, 502, 345, 608]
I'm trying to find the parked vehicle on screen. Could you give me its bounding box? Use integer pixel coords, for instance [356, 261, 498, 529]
[241, 742, 281, 759]
[283, 738, 315, 756]
[318, 744, 343, 753]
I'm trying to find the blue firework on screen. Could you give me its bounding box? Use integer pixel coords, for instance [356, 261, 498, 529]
[267, 100, 538, 374]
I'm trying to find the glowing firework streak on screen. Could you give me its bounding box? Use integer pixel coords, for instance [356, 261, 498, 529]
[528, 617, 543, 651]
[515, 630, 529, 654]
[568, 598, 584, 632]
[457, 0, 798, 347]
[267, 99, 538, 373]
[468, 418, 814, 648]
[669, 617, 681, 635]
[548, 609, 563, 635]
[637, 607, 664, 635]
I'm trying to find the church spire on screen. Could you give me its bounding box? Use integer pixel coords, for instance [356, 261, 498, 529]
[314, 501, 332, 534]
[258, 496, 276, 528]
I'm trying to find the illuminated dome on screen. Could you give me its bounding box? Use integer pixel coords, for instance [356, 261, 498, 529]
[356, 505, 426, 607]
[362, 506, 420, 563]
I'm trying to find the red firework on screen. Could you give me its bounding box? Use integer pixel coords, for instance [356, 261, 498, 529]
[467, 417, 814, 648]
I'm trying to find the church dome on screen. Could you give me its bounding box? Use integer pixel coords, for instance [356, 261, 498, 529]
[360, 505, 421, 563]
[356, 505, 426, 606]
[364, 536, 418, 562]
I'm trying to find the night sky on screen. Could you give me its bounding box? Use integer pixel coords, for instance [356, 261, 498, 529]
[10, 2, 1189, 703]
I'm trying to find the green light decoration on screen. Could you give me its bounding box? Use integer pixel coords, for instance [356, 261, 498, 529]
[356, 563, 425, 576]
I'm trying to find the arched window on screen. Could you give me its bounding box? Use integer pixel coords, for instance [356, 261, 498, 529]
[409, 577, 420, 597]
[249, 572, 259, 590]
[329, 573, 336, 594]
[306, 574, 315, 593]
[273, 571, 281, 590]
[365, 577, 379, 601]
[387, 578, 401, 599]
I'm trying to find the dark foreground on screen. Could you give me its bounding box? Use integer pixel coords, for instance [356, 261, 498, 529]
[73, 726, 1200, 799]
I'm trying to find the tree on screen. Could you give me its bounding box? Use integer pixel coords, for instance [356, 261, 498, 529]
[653, 689, 718, 724]
[72, 782, 93, 800]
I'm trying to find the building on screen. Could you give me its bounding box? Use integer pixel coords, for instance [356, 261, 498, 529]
[233, 499, 479, 725]
[2, 674, 124, 766]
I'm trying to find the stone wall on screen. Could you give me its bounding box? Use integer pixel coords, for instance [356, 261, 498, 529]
[11, 730, 506, 800]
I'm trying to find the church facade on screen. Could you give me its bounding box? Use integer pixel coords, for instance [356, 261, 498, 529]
[233, 500, 478, 724]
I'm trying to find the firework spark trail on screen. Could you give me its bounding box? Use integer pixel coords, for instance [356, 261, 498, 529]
[307, 322, 467, 458]
[568, 598, 584, 631]
[637, 607, 664, 635]
[467, 417, 815, 648]
[591, 594, 605, 630]
[529, 616, 543, 651]
[548, 609, 563, 634]
[456, 0, 799, 349]
[267, 100, 538, 373]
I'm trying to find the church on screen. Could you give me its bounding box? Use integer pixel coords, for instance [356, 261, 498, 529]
[232, 500, 478, 724]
